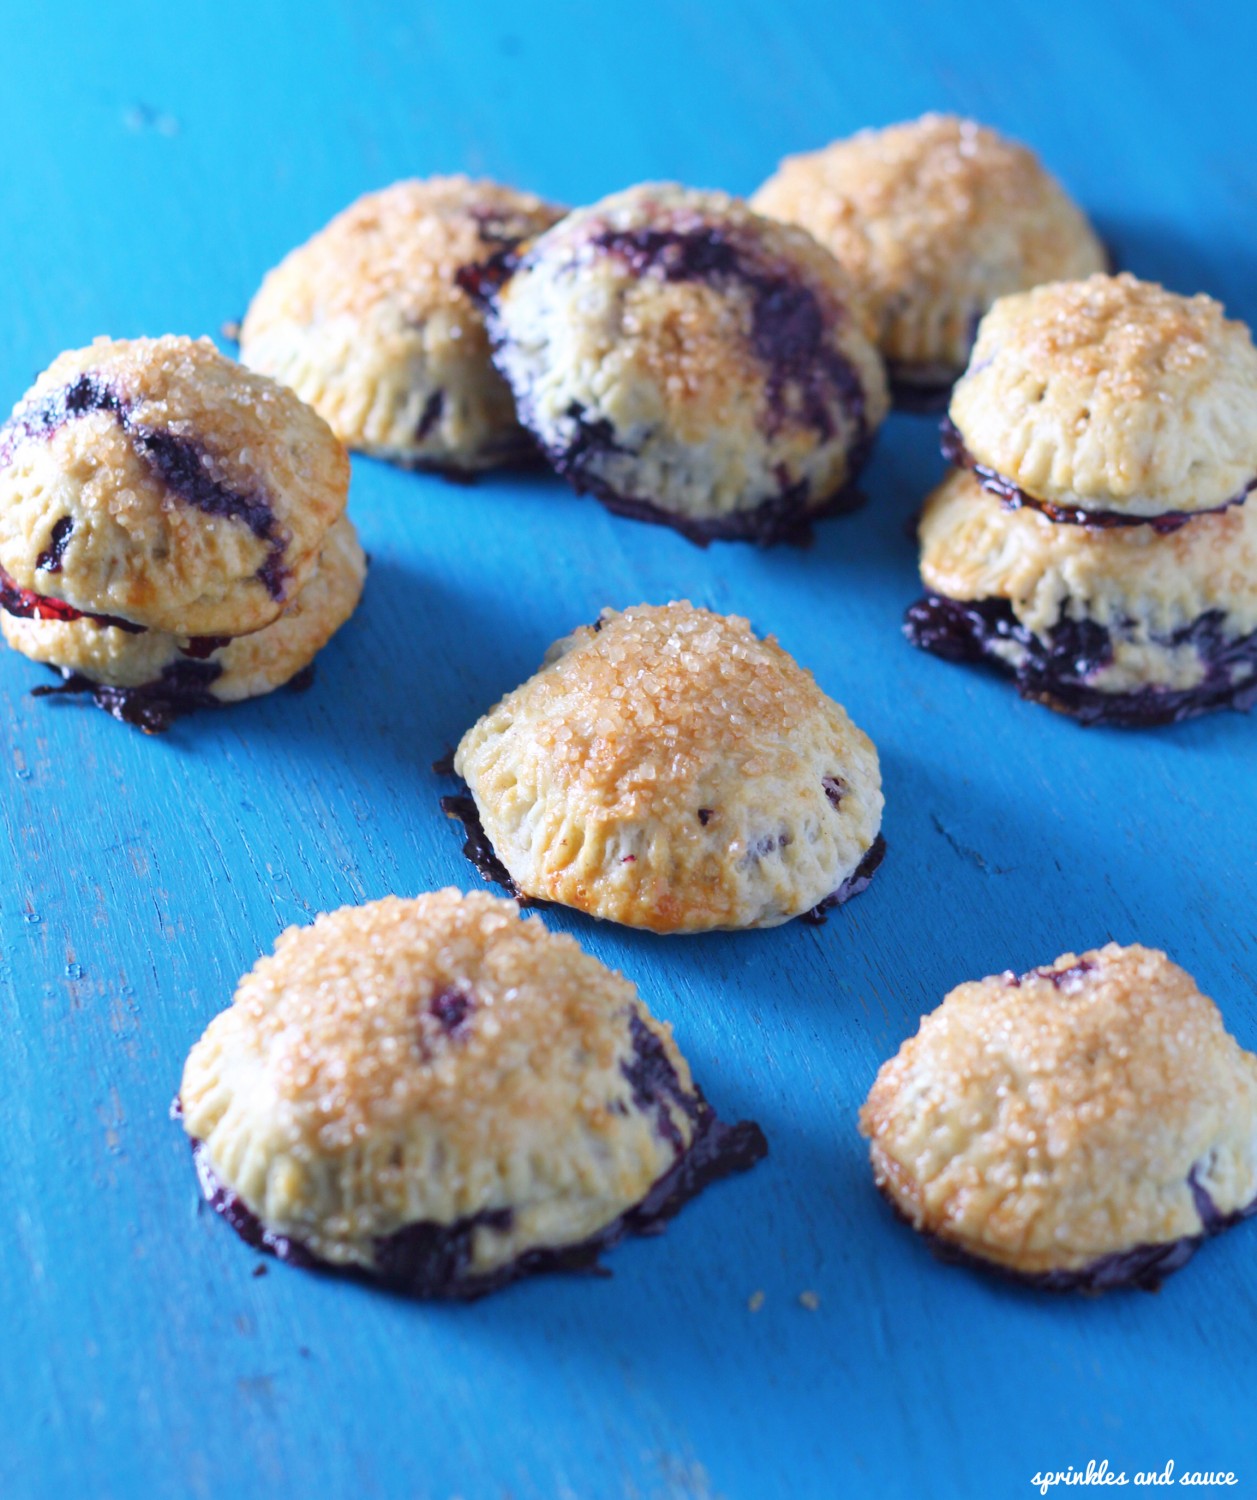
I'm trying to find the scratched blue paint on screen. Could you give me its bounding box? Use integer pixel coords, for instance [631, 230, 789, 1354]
[1, 3, 1255, 1497]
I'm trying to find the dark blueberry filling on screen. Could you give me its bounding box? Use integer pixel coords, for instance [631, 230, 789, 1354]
[440, 791, 527, 900]
[180, 1022, 767, 1300]
[179, 635, 231, 660]
[429, 986, 475, 1037]
[822, 775, 847, 809]
[621, 1010, 700, 1153]
[35, 516, 74, 573]
[801, 833, 887, 924]
[32, 660, 224, 734]
[697, 807, 715, 826]
[1002, 959, 1097, 989]
[454, 248, 520, 309]
[941, 418, 1254, 534]
[556, 459, 867, 549]
[904, 592, 1257, 727]
[442, 778, 885, 926]
[0, 565, 145, 633]
[414, 389, 445, 442]
[876, 1164, 1257, 1295]
[0, 373, 291, 598]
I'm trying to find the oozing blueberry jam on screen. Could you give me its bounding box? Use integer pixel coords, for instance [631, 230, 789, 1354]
[877, 1166, 1257, 1294]
[822, 776, 847, 809]
[442, 778, 886, 926]
[0, 565, 145, 633]
[35, 516, 74, 573]
[180, 1027, 767, 1299]
[557, 457, 866, 549]
[941, 418, 1255, 533]
[440, 791, 527, 900]
[0, 373, 292, 598]
[801, 833, 888, 923]
[32, 660, 223, 734]
[904, 593, 1257, 726]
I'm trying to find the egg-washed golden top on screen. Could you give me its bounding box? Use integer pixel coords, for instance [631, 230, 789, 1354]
[0, 335, 348, 636]
[455, 602, 883, 932]
[918, 467, 1257, 639]
[497, 182, 888, 449]
[950, 274, 1257, 516]
[241, 176, 562, 358]
[238, 177, 564, 468]
[860, 944, 1257, 1274]
[180, 890, 698, 1269]
[751, 114, 1105, 372]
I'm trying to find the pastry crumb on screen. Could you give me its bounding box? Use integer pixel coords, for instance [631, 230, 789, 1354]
[798, 1290, 820, 1311]
[747, 1290, 765, 1312]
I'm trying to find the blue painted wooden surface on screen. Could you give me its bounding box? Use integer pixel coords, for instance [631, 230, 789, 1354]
[2, 3, 1255, 1496]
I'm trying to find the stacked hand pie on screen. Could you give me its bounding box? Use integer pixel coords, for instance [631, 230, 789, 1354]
[0, 335, 362, 730]
[905, 274, 1257, 724]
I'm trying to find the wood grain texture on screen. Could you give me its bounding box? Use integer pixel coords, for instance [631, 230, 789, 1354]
[1, 2, 1255, 1496]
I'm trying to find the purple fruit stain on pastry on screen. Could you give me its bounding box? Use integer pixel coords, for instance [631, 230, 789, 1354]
[904, 592, 1257, 727]
[941, 418, 1254, 533]
[31, 659, 223, 734]
[0, 372, 292, 598]
[429, 986, 475, 1037]
[180, 1045, 767, 1299]
[593, 225, 869, 448]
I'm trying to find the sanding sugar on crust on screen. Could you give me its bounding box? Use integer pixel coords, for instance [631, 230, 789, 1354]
[239, 177, 564, 473]
[751, 115, 1105, 402]
[478, 183, 888, 544]
[860, 944, 1257, 1291]
[3, 514, 365, 725]
[0, 335, 349, 637]
[448, 602, 884, 932]
[178, 889, 767, 1296]
[949, 274, 1257, 520]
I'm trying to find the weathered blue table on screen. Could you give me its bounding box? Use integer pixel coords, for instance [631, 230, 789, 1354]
[2, 3, 1254, 1496]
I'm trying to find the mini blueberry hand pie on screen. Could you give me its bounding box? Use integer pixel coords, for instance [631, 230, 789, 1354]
[751, 114, 1106, 409]
[178, 889, 767, 1298]
[443, 602, 885, 931]
[860, 944, 1257, 1292]
[240, 177, 564, 474]
[467, 183, 888, 544]
[906, 276, 1257, 724]
[0, 336, 359, 730]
